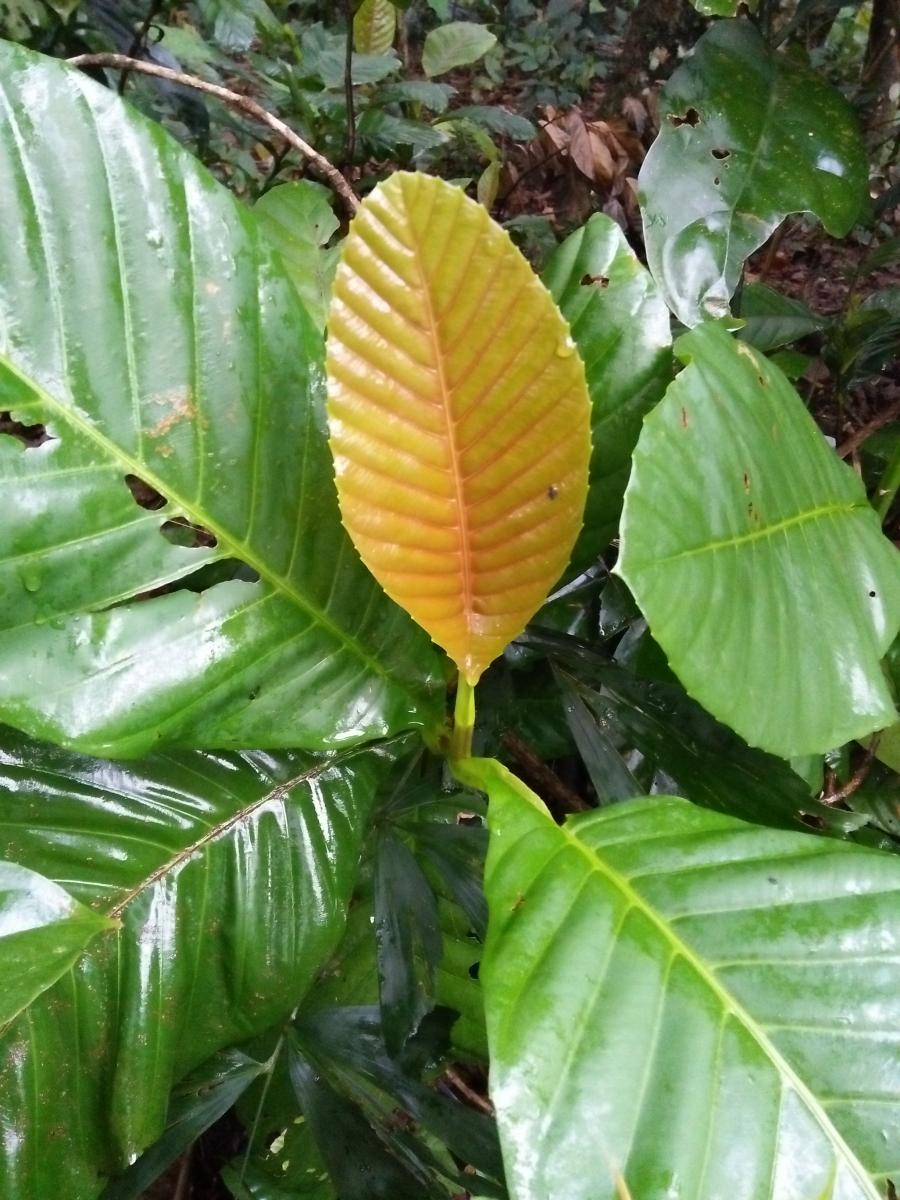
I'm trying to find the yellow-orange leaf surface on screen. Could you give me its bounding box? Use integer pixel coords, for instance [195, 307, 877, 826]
[326, 173, 591, 683]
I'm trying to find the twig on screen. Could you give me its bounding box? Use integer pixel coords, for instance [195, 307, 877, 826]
[758, 220, 789, 281]
[344, 0, 356, 162]
[821, 741, 879, 806]
[120, 0, 165, 95]
[443, 1066, 494, 1116]
[501, 730, 590, 812]
[67, 53, 360, 217]
[173, 1148, 192, 1200]
[836, 397, 900, 459]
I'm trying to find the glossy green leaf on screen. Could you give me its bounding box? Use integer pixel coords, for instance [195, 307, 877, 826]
[353, 0, 396, 55]
[542, 214, 672, 563]
[0, 862, 115, 1030]
[254, 180, 340, 330]
[327, 172, 591, 684]
[0, 726, 402, 1198]
[103, 1049, 270, 1200]
[640, 20, 867, 326]
[737, 283, 827, 352]
[0, 41, 441, 757]
[690, 0, 756, 12]
[462, 756, 900, 1200]
[617, 323, 900, 758]
[422, 21, 497, 77]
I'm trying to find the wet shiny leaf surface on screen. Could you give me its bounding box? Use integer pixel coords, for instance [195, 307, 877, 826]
[464, 757, 900, 1200]
[327, 172, 591, 683]
[0, 726, 402, 1198]
[617, 323, 900, 758]
[0, 861, 115, 1029]
[640, 20, 867, 326]
[542, 214, 672, 566]
[0, 41, 441, 757]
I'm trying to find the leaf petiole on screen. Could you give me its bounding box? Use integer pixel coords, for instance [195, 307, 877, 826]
[450, 676, 476, 760]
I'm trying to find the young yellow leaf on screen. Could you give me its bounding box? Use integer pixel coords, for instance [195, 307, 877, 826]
[353, 0, 396, 55]
[327, 172, 591, 683]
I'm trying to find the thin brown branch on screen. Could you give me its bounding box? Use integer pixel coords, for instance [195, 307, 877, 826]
[501, 730, 590, 813]
[836, 397, 900, 459]
[67, 53, 360, 217]
[821, 740, 879, 806]
[443, 1066, 494, 1116]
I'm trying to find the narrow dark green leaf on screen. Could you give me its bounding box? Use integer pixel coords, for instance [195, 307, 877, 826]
[555, 669, 641, 803]
[737, 282, 827, 351]
[374, 832, 443, 1054]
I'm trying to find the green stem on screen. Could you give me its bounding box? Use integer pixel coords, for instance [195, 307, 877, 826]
[450, 676, 476, 761]
[876, 437, 900, 523]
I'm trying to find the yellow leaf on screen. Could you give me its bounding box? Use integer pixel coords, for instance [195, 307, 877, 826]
[353, 0, 396, 55]
[326, 173, 591, 683]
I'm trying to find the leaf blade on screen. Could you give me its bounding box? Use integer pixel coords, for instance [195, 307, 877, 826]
[616, 323, 900, 758]
[465, 757, 900, 1200]
[327, 172, 591, 682]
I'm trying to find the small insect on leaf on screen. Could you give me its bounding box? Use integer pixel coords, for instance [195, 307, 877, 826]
[326, 172, 591, 683]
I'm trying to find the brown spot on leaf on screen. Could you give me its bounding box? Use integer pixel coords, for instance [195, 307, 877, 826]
[743, 471, 751, 492]
[146, 389, 197, 440]
[547, 484, 559, 500]
[580, 273, 610, 288]
[680, 407, 689, 428]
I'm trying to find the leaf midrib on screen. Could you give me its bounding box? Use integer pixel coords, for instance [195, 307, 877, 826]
[0, 352, 396, 687]
[556, 807, 880, 1197]
[635, 500, 868, 566]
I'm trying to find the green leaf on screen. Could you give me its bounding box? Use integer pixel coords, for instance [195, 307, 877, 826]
[0, 861, 115, 1030]
[0, 726, 403, 1196]
[463, 756, 900, 1200]
[447, 105, 535, 141]
[373, 831, 442, 1054]
[737, 283, 827, 352]
[640, 20, 867, 326]
[376, 80, 456, 112]
[690, 0, 757, 12]
[254, 180, 340, 330]
[0, 42, 441, 757]
[102, 1050, 271, 1200]
[195, 0, 280, 50]
[422, 22, 498, 77]
[542, 214, 673, 563]
[617, 323, 900, 758]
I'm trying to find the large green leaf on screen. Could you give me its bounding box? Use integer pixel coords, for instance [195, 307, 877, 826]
[542, 214, 672, 563]
[422, 21, 497, 77]
[0, 861, 115, 1029]
[0, 726, 403, 1198]
[0, 41, 441, 758]
[462, 757, 900, 1200]
[617, 322, 900, 758]
[640, 20, 867, 327]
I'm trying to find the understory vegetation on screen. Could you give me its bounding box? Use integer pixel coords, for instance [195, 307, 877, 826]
[0, 1, 898, 1198]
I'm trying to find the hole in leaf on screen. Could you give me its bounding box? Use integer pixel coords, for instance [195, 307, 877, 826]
[456, 811, 483, 827]
[0, 412, 52, 448]
[468, 960, 480, 980]
[125, 473, 167, 511]
[711, 147, 731, 160]
[869, 590, 877, 598]
[713, 176, 720, 186]
[580, 273, 610, 288]
[669, 107, 700, 128]
[161, 518, 218, 549]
